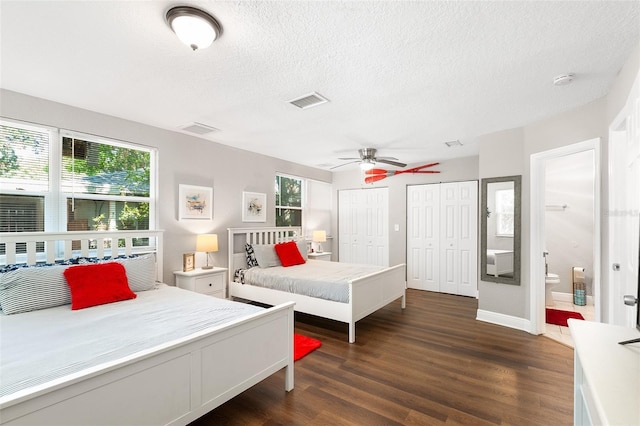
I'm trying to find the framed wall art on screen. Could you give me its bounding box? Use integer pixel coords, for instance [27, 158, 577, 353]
[179, 184, 213, 220]
[242, 191, 266, 222]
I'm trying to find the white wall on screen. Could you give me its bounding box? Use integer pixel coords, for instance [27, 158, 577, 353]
[0, 89, 332, 284]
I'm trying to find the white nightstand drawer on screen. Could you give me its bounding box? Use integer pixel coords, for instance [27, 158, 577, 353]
[195, 274, 224, 294]
[173, 267, 228, 299]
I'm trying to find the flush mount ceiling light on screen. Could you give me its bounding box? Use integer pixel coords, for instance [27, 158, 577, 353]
[166, 6, 222, 51]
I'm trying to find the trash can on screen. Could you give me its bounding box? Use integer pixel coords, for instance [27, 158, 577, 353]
[573, 266, 586, 306]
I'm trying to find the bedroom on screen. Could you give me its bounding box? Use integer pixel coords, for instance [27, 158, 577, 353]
[1, 1, 640, 424]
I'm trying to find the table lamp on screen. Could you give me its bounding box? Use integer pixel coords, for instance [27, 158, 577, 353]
[312, 230, 326, 253]
[196, 234, 218, 269]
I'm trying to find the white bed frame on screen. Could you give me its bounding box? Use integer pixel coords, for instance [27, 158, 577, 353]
[0, 230, 294, 426]
[227, 227, 406, 343]
[486, 249, 514, 277]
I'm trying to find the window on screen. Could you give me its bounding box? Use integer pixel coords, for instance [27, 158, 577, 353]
[495, 189, 514, 237]
[1, 119, 156, 254]
[61, 135, 152, 235]
[275, 174, 303, 227]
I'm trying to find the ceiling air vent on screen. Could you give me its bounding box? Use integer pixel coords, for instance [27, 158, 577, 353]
[288, 92, 329, 109]
[180, 122, 219, 135]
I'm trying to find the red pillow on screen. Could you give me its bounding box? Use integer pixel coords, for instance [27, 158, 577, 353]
[274, 241, 306, 267]
[63, 262, 136, 310]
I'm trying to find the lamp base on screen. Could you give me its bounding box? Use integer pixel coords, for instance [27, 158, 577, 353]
[202, 265, 213, 270]
[316, 244, 323, 253]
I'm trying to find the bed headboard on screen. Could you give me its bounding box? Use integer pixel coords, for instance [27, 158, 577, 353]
[227, 227, 302, 277]
[0, 230, 164, 282]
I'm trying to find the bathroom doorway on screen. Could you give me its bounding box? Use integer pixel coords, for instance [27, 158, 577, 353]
[529, 139, 601, 336]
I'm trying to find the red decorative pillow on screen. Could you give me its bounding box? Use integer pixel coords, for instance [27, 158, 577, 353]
[63, 262, 136, 310]
[274, 241, 306, 267]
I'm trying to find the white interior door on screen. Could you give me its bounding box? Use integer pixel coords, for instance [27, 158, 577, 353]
[608, 71, 640, 327]
[407, 181, 477, 296]
[440, 183, 460, 295]
[363, 188, 389, 267]
[338, 188, 389, 266]
[407, 184, 440, 290]
[456, 181, 479, 297]
[338, 189, 360, 264]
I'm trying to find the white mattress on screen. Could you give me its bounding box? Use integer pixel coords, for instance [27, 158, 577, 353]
[0, 284, 263, 399]
[238, 260, 386, 303]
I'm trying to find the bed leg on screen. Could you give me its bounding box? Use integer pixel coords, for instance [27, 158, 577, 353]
[349, 322, 355, 343]
[285, 363, 294, 392]
[401, 292, 406, 309]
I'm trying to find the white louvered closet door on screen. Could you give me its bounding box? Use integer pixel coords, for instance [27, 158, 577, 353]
[407, 184, 440, 290]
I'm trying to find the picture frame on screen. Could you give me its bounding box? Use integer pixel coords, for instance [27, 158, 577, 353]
[182, 252, 195, 272]
[179, 184, 213, 220]
[242, 191, 267, 222]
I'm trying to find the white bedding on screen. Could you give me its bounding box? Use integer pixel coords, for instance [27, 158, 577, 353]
[236, 260, 386, 303]
[0, 284, 263, 399]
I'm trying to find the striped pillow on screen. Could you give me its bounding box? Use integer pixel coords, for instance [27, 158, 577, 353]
[0, 264, 71, 315]
[112, 254, 156, 292]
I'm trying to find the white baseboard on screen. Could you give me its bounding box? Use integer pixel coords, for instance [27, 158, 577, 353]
[552, 291, 594, 306]
[476, 309, 533, 334]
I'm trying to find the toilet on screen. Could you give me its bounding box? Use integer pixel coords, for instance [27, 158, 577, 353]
[545, 273, 560, 307]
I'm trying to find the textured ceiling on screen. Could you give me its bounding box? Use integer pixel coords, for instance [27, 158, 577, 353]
[1, 1, 639, 170]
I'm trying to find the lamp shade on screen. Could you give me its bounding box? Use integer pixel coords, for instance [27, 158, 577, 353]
[166, 6, 221, 51]
[312, 230, 327, 243]
[196, 234, 218, 253]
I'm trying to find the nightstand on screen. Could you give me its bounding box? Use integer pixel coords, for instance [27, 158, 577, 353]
[173, 267, 228, 299]
[308, 252, 332, 261]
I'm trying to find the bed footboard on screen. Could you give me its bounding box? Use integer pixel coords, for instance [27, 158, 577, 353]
[0, 302, 295, 426]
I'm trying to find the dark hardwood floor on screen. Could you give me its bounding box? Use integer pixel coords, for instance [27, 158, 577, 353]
[192, 289, 574, 425]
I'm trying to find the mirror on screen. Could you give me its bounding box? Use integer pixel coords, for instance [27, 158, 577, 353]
[481, 175, 521, 285]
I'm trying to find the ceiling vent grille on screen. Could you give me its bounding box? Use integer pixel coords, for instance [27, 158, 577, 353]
[288, 92, 329, 109]
[180, 122, 219, 135]
[444, 139, 463, 147]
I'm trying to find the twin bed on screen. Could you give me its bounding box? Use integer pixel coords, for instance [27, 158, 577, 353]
[0, 227, 406, 425]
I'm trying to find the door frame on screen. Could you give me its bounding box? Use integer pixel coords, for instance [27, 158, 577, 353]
[529, 138, 601, 335]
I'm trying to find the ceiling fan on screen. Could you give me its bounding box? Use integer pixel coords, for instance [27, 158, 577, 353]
[331, 148, 407, 170]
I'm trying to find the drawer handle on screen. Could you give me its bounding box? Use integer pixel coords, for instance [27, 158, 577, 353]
[208, 283, 212, 286]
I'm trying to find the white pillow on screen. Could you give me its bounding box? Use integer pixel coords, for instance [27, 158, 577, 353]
[252, 244, 282, 268]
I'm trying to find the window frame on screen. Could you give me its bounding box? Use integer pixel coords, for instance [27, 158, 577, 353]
[275, 172, 304, 228]
[1, 118, 158, 261]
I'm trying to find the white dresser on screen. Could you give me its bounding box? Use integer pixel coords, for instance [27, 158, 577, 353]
[568, 319, 640, 426]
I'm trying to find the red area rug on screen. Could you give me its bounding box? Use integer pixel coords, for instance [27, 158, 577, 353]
[546, 308, 585, 327]
[294, 333, 321, 361]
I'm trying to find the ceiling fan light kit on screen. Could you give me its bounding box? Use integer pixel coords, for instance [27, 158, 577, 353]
[166, 6, 222, 51]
